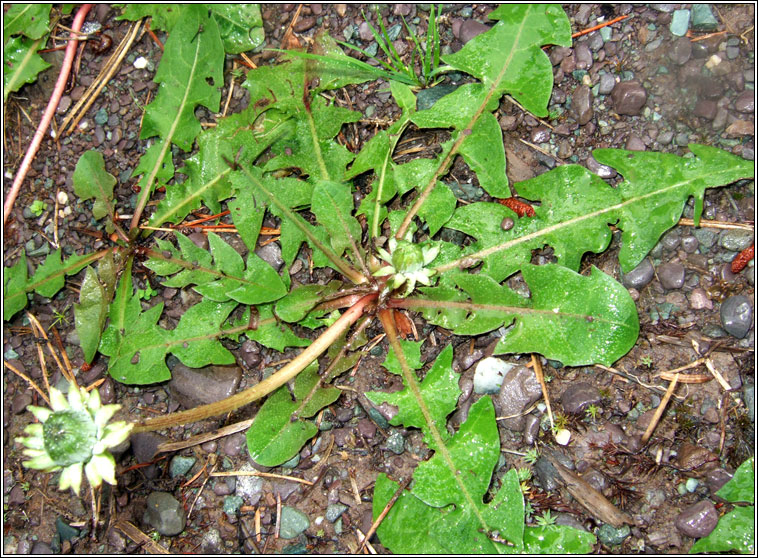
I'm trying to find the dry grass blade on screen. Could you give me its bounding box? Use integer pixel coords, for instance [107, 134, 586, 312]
[677, 217, 753, 231]
[4, 360, 50, 406]
[642, 373, 679, 444]
[155, 419, 253, 454]
[27, 312, 76, 386]
[531, 354, 554, 429]
[60, 21, 144, 136]
[356, 528, 377, 554]
[704, 358, 733, 392]
[113, 519, 171, 554]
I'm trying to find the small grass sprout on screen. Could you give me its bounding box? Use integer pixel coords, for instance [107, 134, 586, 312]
[535, 510, 556, 526]
[29, 199, 47, 217]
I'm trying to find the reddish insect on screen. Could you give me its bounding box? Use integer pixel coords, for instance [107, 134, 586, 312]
[731, 244, 754, 274]
[497, 197, 536, 218]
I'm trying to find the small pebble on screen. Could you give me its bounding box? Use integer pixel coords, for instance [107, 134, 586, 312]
[622, 258, 655, 289]
[326, 503, 348, 523]
[571, 85, 594, 125]
[720, 295, 753, 338]
[598, 72, 616, 95]
[688, 288, 712, 310]
[169, 455, 196, 479]
[674, 500, 719, 538]
[611, 81, 648, 116]
[657, 262, 685, 289]
[669, 9, 690, 37]
[143, 492, 186, 536]
[598, 523, 631, 546]
[560, 382, 601, 415]
[474, 357, 512, 394]
[278, 506, 310, 539]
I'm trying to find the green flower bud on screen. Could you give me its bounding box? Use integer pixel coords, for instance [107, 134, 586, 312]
[391, 240, 425, 273]
[43, 410, 97, 467]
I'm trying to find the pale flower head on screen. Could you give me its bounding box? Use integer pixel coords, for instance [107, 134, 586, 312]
[15, 382, 132, 496]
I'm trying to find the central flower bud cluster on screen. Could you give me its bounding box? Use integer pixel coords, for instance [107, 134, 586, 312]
[391, 240, 425, 274]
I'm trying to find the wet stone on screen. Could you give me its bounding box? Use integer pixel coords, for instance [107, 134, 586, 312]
[598, 523, 631, 546]
[611, 81, 648, 116]
[734, 90, 754, 113]
[169, 455, 196, 478]
[143, 492, 186, 536]
[279, 506, 309, 539]
[720, 295, 753, 338]
[688, 288, 713, 310]
[693, 100, 717, 120]
[493, 365, 543, 431]
[560, 382, 601, 415]
[657, 262, 685, 289]
[681, 235, 699, 253]
[530, 126, 551, 144]
[255, 242, 284, 271]
[719, 229, 753, 252]
[693, 228, 716, 250]
[222, 432, 247, 457]
[293, 16, 315, 33]
[385, 429, 405, 454]
[704, 468, 733, 495]
[533, 457, 561, 492]
[675, 500, 719, 538]
[660, 230, 680, 250]
[669, 9, 690, 37]
[131, 431, 164, 479]
[690, 4, 718, 31]
[523, 414, 540, 445]
[669, 37, 692, 65]
[574, 43, 593, 70]
[622, 258, 655, 289]
[326, 503, 348, 522]
[457, 20, 489, 44]
[585, 154, 617, 178]
[235, 464, 264, 506]
[200, 529, 224, 554]
[677, 443, 719, 475]
[625, 134, 646, 151]
[356, 418, 376, 440]
[168, 363, 241, 410]
[12, 392, 32, 414]
[571, 85, 594, 125]
[598, 72, 616, 95]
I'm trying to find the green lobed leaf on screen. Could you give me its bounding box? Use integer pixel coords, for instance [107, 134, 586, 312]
[209, 5, 264, 54]
[246, 363, 340, 467]
[374, 399, 521, 553]
[717, 457, 754, 504]
[523, 524, 596, 554]
[438, 145, 754, 282]
[311, 180, 363, 260]
[689, 505, 754, 554]
[72, 150, 116, 220]
[367, 344, 459, 447]
[74, 267, 108, 364]
[409, 5, 571, 199]
[407, 264, 638, 367]
[117, 5, 184, 32]
[3, 36, 51, 102]
[245, 304, 310, 352]
[145, 232, 287, 305]
[4, 4, 51, 39]
[3, 249, 92, 321]
[275, 282, 339, 323]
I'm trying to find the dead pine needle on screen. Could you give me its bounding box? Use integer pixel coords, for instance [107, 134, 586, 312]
[642, 373, 679, 444]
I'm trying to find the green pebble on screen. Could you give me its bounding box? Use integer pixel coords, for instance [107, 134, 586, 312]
[223, 495, 244, 515]
[386, 429, 405, 454]
[94, 108, 108, 126]
[669, 9, 690, 37]
[279, 506, 310, 539]
[599, 27, 612, 41]
[691, 4, 718, 31]
[169, 455, 196, 479]
[597, 523, 631, 546]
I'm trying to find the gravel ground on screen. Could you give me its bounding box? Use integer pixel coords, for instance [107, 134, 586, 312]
[3, 4, 755, 554]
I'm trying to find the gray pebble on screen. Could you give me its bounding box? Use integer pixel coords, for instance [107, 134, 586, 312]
[457, 20, 490, 44]
[625, 134, 646, 151]
[675, 500, 719, 538]
[719, 229, 754, 252]
[574, 44, 593, 70]
[669, 36, 692, 65]
[235, 463, 264, 506]
[693, 100, 717, 120]
[681, 235, 699, 253]
[131, 431, 164, 479]
[531, 126, 550, 144]
[169, 363, 241, 410]
[493, 365, 543, 431]
[622, 258, 655, 289]
[222, 432, 247, 457]
[326, 503, 348, 522]
[657, 130, 674, 145]
[57, 96, 72, 114]
[533, 456, 561, 491]
[675, 131, 690, 146]
[358, 21, 373, 42]
[611, 81, 647, 115]
[213, 479, 234, 496]
[657, 262, 685, 289]
[571, 85, 594, 125]
[598, 72, 616, 95]
[560, 381, 601, 415]
[720, 295, 753, 338]
[143, 492, 186, 536]
[200, 529, 224, 554]
[585, 154, 617, 178]
[704, 468, 733, 496]
[279, 506, 310, 539]
[385, 429, 405, 454]
[734, 90, 754, 113]
[660, 230, 681, 250]
[523, 414, 540, 445]
[255, 242, 284, 271]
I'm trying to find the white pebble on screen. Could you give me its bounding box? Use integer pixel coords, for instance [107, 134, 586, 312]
[705, 54, 722, 70]
[57, 191, 69, 205]
[554, 428, 571, 445]
[133, 56, 149, 69]
[473, 357, 514, 394]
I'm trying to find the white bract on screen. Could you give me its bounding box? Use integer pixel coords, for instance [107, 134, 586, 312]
[15, 382, 133, 496]
[373, 236, 440, 297]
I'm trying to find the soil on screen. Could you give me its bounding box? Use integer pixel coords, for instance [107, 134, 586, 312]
[3, 4, 755, 555]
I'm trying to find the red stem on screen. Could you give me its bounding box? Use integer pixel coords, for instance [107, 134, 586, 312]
[4, 4, 93, 225]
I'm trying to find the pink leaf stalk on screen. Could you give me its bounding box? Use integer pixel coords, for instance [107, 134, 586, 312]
[4, 4, 93, 226]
